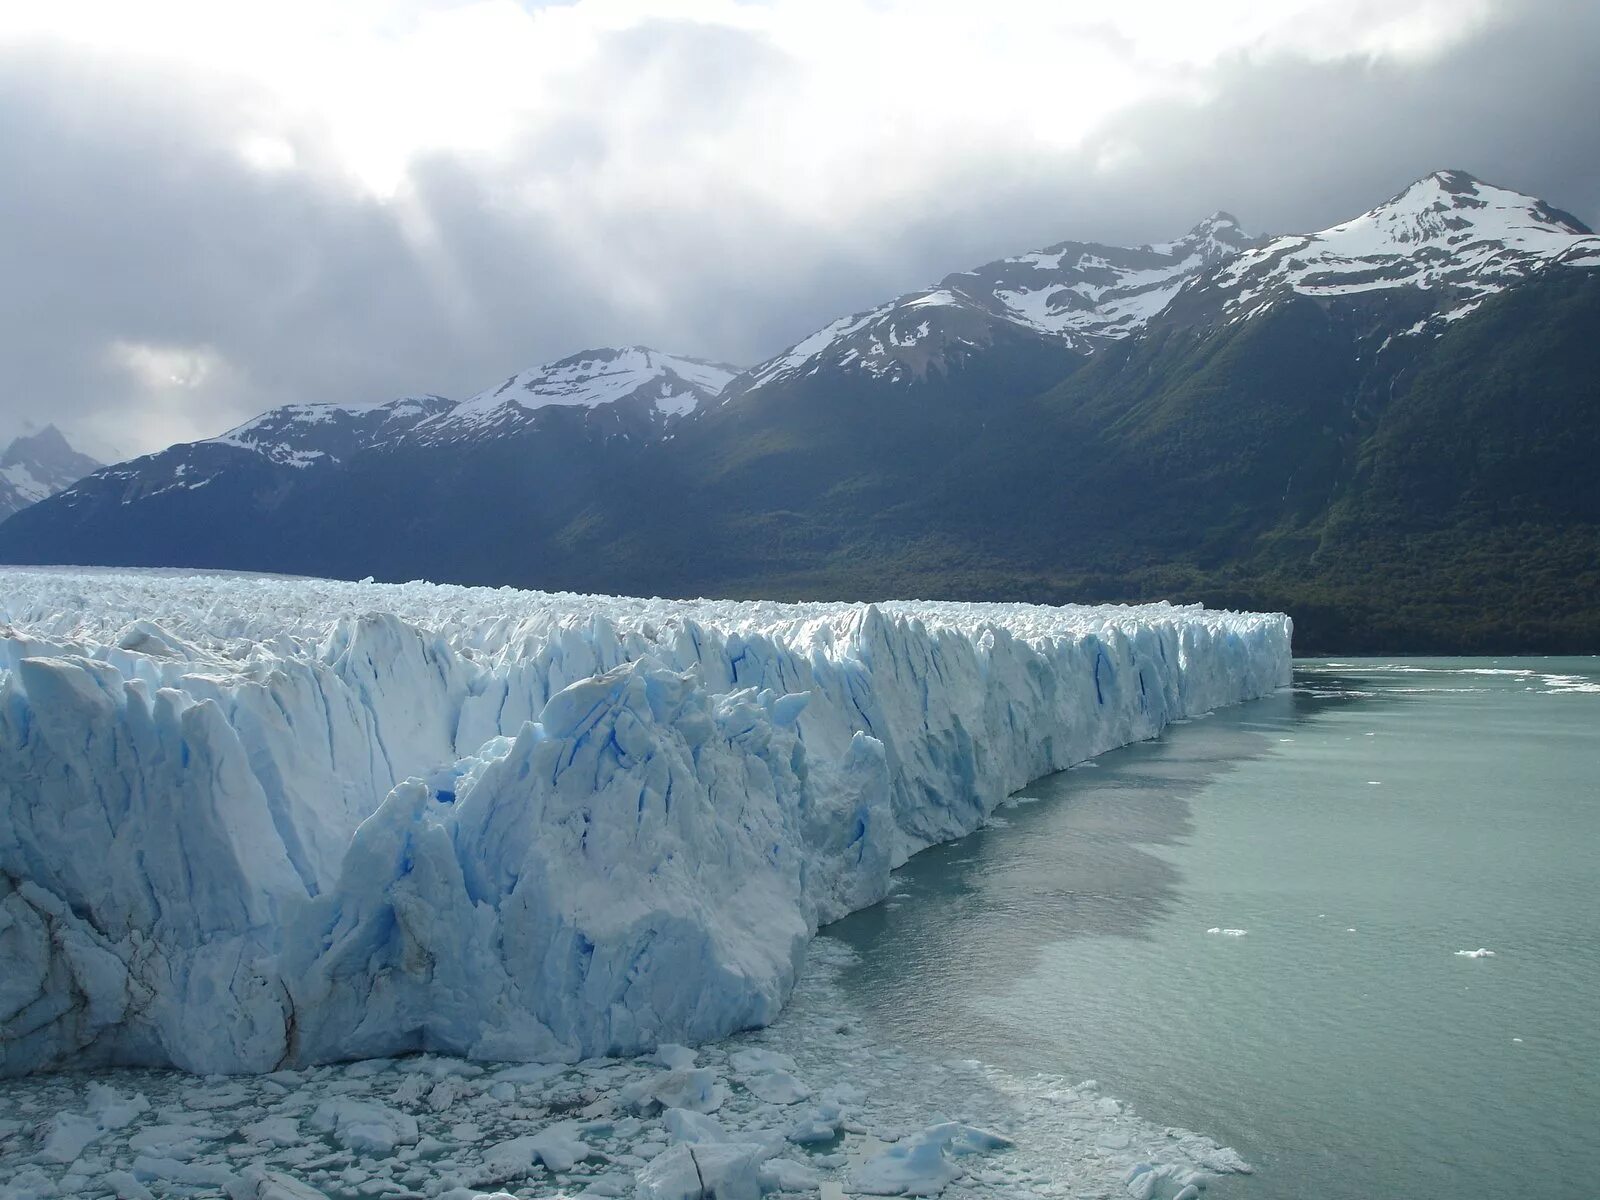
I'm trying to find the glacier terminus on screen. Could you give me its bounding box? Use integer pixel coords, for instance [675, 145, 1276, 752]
[0, 569, 1289, 1078]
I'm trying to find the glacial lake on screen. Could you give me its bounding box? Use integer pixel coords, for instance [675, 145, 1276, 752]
[821, 658, 1600, 1199]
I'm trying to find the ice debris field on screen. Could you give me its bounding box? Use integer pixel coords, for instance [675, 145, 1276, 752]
[0, 940, 1254, 1200]
[0, 568, 1289, 1198]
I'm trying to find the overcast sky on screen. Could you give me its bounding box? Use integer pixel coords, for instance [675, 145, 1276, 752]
[3, 0, 1598, 460]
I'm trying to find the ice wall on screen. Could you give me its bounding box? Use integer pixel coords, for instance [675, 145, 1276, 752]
[0, 569, 1290, 1076]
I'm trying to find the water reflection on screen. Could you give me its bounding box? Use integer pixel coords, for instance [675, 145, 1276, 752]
[821, 677, 1374, 1063]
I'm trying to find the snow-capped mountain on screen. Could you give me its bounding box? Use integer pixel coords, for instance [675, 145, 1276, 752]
[418, 347, 738, 443]
[1181, 170, 1600, 333]
[0, 425, 101, 519]
[65, 394, 457, 510]
[43, 347, 732, 511]
[3, 170, 1596, 652]
[735, 213, 1260, 393]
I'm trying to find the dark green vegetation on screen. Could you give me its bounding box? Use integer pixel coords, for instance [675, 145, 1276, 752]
[622, 271, 1599, 653]
[2, 274, 1596, 654]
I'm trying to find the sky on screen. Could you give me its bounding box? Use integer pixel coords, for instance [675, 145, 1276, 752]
[3, 0, 1598, 461]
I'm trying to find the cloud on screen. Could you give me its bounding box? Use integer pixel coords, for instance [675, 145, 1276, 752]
[0, 0, 1595, 459]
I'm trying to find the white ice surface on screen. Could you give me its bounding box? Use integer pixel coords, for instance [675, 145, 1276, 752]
[0, 568, 1289, 1079]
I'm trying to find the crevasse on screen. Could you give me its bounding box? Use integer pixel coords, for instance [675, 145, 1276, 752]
[0, 569, 1290, 1076]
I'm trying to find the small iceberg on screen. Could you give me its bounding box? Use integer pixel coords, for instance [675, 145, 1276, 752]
[1454, 948, 1496, 958]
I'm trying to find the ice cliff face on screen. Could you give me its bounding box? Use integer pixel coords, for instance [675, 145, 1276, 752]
[0, 570, 1290, 1076]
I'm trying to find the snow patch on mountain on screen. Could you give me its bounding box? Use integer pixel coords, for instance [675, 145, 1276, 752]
[1208, 170, 1600, 330]
[738, 214, 1259, 392]
[961, 211, 1257, 344]
[0, 568, 1289, 1076]
[430, 348, 738, 438]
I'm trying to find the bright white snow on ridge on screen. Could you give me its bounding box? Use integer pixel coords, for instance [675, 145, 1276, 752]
[0, 568, 1289, 1078]
[1209, 170, 1600, 328]
[440, 348, 738, 431]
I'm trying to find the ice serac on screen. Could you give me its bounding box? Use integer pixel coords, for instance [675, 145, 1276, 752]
[0, 569, 1291, 1076]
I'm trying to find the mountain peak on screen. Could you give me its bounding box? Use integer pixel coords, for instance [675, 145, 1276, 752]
[3, 423, 98, 474]
[1195, 169, 1600, 333]
[1425, 168, 1481, 192]
[1360, 170, 1592, 238]
[4, 423, 73, 463]
[0, 423, 101, 519]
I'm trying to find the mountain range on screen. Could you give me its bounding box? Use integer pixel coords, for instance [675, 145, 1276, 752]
[2, 170, 1596, 652]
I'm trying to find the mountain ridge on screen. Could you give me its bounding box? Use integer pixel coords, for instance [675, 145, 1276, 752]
[3, 170, 1595, 652]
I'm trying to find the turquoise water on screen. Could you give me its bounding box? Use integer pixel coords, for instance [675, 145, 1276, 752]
[823, 658, 1600, 1199]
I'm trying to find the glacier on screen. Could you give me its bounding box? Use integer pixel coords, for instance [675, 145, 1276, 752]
[0, 568, 1290, 1077]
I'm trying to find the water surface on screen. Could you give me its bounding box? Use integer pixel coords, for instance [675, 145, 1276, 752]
[823, 658, 1600, 1199]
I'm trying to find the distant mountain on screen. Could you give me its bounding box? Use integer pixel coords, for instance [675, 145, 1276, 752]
[3, 171, 1596, 652]
[0, 426, 100, 520]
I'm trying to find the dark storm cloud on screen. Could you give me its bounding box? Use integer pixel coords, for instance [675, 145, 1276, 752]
[1, 0, 1597, 460]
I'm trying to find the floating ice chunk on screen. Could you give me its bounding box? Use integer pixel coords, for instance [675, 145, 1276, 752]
[129, 1157, 239, 1190]
[743, 1070, 810, 1105]
[491, 1062, 565, 1085]
[1455, 948, 1496, 958]
[483, 1121, 594, 1176]
[760, 1157, 822, 1191]
[786, 1101, 845, 1144]
[479, 1135, 545, 1180]
[633, 1141, 765, 1200]
[662, 1107, 727, 1144]
[35, 1113, 104, 1164]
[239, 1169, 332, 1200]
[99, 1171, 155, 1200]
[851, 1122, 1013, 1196]
[624, 1069, 727, 1115]
[126, 1123, 222, 1154]
[651, 1043, 698, 1071]
[1206, 927, 1248, 937]
[309, 1098, 418, 1154]
[530, 1121, 596, 1172]
[1124, 1162, 1214, 1200]
[85, 1084, 148, 1129]
[238, 1113, 300, 1152]
[728, 1048, 797, 1074]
